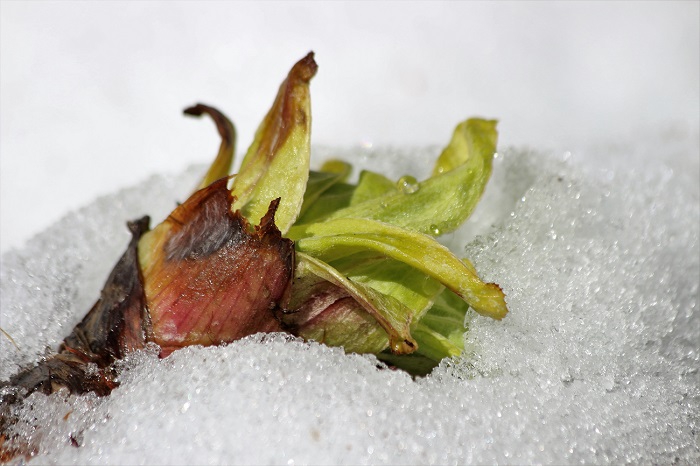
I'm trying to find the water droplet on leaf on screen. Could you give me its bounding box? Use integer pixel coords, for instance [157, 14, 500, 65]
[396, 175, 419, 194]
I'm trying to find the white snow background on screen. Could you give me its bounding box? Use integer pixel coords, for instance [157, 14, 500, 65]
[1, 2, 699, 465]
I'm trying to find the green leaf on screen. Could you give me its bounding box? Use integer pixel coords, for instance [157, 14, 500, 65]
[349, 170, 396, 205]
[294, 164, 394, 225]
[299, 161, 352, 220]
[278, 256, 389, 353]
[432, 118, 497, 176]
[413, 287, 471, 358]
[229, 52, 317, 232]
[329, 251, 442, 320]
[288, 252, 419, 354]
[411, 325, 462, 361]
[306, 118, 498, 236]
[377, 287, 472, 375]
[283, 265, 390, 355]
[294, 218, 508, 320]
[297, 218, 508, 320]
[295, 181, 356, 225]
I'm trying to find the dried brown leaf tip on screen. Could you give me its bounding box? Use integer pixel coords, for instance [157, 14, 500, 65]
[255, 52, 317, 159]
[61, 217, 151, 367]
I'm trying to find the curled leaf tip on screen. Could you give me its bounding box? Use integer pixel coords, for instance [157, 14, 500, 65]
[183, 103, 236, 148]
[184, 104, 237, 190]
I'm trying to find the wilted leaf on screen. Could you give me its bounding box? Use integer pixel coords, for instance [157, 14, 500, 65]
[139, 178, 294, 356]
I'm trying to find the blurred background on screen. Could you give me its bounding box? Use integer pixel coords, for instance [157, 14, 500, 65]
[1, 1, 698, 253]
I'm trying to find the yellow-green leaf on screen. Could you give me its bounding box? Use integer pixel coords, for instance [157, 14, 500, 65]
[308, 118, 498, 236]
[295, 218, 507, 320]
[299, 161, 352, 219]
[230, 52, 317, 232]
[292, 252, 418, 354]
[330, 251, 442, 320]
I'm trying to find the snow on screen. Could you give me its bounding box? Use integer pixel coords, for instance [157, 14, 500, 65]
[1, 134, 698, 464]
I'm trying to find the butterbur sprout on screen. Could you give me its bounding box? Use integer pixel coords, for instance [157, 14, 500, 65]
[0, 52, 507, 460]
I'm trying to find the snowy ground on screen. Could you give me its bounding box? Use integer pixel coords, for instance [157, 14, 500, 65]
[1, 136, 698, 464]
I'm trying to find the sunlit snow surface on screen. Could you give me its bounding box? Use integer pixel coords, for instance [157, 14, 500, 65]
[1, 137, 699, 464]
